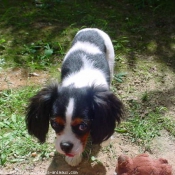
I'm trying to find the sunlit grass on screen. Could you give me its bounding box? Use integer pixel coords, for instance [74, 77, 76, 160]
[0, 87, 54, 166]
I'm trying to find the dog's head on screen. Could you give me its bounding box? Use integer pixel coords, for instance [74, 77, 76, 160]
[26, 83, 124, 157]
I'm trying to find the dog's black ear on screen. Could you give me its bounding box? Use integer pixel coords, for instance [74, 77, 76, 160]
[90, 86, 124, 144]
[26, 83, 59, 143]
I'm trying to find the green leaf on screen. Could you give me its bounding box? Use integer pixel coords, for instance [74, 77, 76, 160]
[114, 72, 127, 83]
[0, 122, 5, 127]
[115, 128, 128, 133]
[115, 78, 123, 83]
[3, 132, 12, 138]
[91, 156, 97, 161]
[117, 72, 128, 77]
[11, 114, 17, 123]
[44, 49, 53, 57]
[10, 158, 25, 163]
[0, 154, 7, 165]
[0, 39, 6, 44]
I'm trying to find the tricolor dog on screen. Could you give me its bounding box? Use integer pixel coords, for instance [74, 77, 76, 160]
[26, 28, 124, 166]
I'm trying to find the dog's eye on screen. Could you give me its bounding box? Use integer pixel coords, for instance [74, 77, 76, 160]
[51, 121, 59, 128]
[79, 123, 88, 131]
[50, 120, 64, 133]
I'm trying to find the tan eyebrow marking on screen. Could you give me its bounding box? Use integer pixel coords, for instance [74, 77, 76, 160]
[71, 118, 83, 126]
[79, 132, 90, 147]
[54, 117, 65, 125]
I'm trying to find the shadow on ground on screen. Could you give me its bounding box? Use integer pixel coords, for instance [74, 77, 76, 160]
[0, 0, 175, 71]
[46, 145, 107, 175]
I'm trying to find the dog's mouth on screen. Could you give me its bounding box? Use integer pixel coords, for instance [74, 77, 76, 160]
[66, 153, 75, 157]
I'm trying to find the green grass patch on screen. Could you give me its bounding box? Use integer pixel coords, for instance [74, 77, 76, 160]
[0, 0, 143, 70]
[162, 117, 175, 137]
[0, 87, 54, 166]
[115, 99, 175, 148]
[126, 0, 175, 13]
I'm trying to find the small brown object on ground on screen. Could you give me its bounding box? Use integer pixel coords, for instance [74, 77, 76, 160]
[116, 153, 172, 175]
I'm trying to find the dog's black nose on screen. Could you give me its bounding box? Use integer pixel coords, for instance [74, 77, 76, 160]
[60, 142, 73, 153]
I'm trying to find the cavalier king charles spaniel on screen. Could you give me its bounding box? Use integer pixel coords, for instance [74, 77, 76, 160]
[26, 28, 124, 166]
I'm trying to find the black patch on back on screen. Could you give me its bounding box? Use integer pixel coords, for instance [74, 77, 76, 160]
[72, 30, 106, 53]
[61, 51, 84, 80]
[61, 51, 110, 85]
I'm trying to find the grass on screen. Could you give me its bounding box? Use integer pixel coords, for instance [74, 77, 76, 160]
[0, 0, 175, 168]
[116, 104, 163, 146]
[115, 95, 175, 150]
[0, 87, 54, 166]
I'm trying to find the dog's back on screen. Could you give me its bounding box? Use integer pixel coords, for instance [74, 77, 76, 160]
[61, 28, 115, 88]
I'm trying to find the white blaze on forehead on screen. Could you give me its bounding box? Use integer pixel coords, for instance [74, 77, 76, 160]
[57, 98, 75, 143]
[55, 97, 84, 155]
[66, 98, 74, 125]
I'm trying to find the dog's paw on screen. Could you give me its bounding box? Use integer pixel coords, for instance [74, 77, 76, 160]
[65, 154, 82, 166]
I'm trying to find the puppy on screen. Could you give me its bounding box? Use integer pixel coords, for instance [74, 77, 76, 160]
[26, 28, 124, 166]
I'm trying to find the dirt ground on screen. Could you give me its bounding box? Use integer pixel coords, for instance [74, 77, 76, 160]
[0, 67, 175, 175]
[0, 68, 49, 90]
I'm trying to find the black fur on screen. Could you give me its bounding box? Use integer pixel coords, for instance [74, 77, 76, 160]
[26, 83, 59, 143]
[26, 84, 124, 144]
[61, 51, 84, 80]
[89, 86, 124, 144]
[26, 28, 124, 147]
[72, 30, 106, 53]
[61, 51, 111, 84]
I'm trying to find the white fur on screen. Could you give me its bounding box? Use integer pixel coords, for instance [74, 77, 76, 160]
[63, 41, 102, 62]
[62, 28, 114, 88]
[77, 28, 115, 77]
[55, 28, 115, 166]
[66, 98, 74, 119]
[62, 55, 108, 88]
[65, 154, 82, 167]
[62, 68, 107, 88]
[55, 98, 83, 166]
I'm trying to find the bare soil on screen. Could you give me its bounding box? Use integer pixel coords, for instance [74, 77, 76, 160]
[0, 68, 49, 90]
[0, 67, 175, 175]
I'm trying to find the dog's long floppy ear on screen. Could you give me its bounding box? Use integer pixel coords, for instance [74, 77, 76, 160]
[26, 83, 59, 143]
[90, 86, 124, 144]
